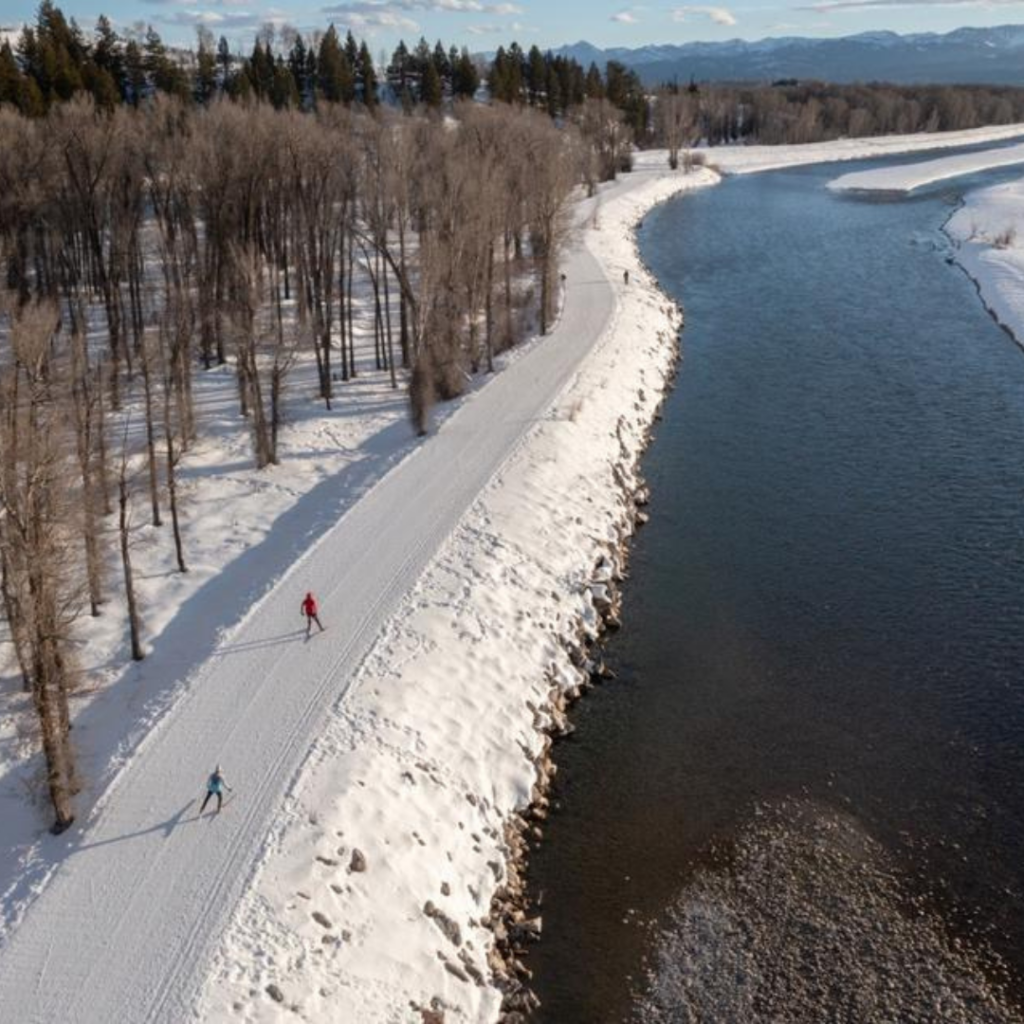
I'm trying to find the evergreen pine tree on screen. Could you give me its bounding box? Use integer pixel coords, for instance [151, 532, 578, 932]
[20, 6, 83, 105]
[545, 63, 562, 117]
[217, 34, 232, 82]
[387, 39, 410, 96]
[421, 59, 442, 108]
[344, 29, 359, 69]
[270, 55, 298, 108]
[452, 47, 478, 99]
[93, 15, 126, 99]
[318, 25, 354, 104]
[357, 41, 377, 107]
[526, 45, 546, 106]
[606, 60, 646, 136]
[412, 36, 431, 86]
[145, 25, 188, 99]
[506, 42, 525, 102]
[82, 62, 118, 109]
[124, 37, 145, 105]
[249, 39, 274, 98]
[0, 42, 25, 108]
[288, 35, 309, 106]
[195, 29, 218, 104]
[489, 46, 509, 102]
[432, 39, 450, 90]
[305, 45, 317, 100]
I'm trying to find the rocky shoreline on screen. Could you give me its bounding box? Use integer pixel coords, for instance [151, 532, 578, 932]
[487, 256, 684, 1022]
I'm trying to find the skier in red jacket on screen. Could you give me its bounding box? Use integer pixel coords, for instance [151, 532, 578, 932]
[301, 591, 324, 637]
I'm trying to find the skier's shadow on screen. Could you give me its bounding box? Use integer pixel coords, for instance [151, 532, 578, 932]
[213, 629, 307, 656]
[72, 798, 200, 853]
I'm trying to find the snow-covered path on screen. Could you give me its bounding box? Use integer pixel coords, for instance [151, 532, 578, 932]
[0, 178, 640, 1023]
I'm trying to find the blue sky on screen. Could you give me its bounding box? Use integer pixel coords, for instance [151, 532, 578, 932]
[3, 0, 1023, 54]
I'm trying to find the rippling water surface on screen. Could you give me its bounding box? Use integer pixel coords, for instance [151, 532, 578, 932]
[526, 160, 1024, 1022]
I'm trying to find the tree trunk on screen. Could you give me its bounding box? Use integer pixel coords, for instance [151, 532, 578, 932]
[346, 235, 357, 378]
[139, 334, 163, 527]
[0, 547, 32, 692]
[95, 363, 114, 516]
[485, 241, 495, 373]
[119, 463, 144, 662]
[383, 253, 397, 389]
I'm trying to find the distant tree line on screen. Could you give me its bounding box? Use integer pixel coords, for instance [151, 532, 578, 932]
[0, 2, 643, 126]
[650, 78, 1024, 152]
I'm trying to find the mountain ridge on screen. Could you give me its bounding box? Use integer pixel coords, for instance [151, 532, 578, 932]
[552, 25, 1024, 85]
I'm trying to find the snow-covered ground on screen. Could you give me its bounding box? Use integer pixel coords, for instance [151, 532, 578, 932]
[945, 180, 1024, 347]
[5, 124, 1024, 1024]
[828, 140, 1024, 193]
[704, 123, 1024, 176]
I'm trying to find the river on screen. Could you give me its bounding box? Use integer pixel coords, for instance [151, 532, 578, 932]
[526, 158, 1024, 1023]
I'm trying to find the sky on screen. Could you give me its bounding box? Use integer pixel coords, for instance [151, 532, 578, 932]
[3, 0, 1024, 55]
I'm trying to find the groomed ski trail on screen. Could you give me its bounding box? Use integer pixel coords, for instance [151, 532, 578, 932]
[0, 172, 650, 1024]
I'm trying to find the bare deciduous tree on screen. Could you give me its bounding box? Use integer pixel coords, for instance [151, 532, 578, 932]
[0, 298, 81, 832]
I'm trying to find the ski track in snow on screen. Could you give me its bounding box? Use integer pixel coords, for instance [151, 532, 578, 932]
[3, 126, 1024, 1024]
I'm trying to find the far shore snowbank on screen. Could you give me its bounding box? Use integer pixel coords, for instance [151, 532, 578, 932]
[945, 180, 1024, 348]
[699, 123, 1024, 177]
[828, 140, 1024, 193]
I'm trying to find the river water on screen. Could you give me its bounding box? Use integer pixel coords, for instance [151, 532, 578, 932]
[527, 160, 1024, 1023]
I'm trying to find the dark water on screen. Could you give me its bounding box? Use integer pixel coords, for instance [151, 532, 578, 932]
[527, 161, 1024, 1023]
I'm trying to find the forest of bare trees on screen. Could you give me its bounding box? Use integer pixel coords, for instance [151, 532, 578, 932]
[650, 79, 1024, 149]
[0, 95, 587, 830]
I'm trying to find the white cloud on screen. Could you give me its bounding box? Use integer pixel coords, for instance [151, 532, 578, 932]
[435, 0, 522, 11]
[466, 19, 529, 33]
[154, 8, 272, 28]
[322, 0, 523, 17]
[345, 10, 421, 29]
[672, 4, 737, 25]
[611, 10, 638, 22]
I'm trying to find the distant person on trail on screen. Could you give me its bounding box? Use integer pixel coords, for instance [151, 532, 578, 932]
[301, 591, 325, 637]
[200, 766, 232, 814]
[623, 269, 630, 285]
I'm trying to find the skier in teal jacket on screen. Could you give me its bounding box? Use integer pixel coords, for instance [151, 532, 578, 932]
[200, 766, 232, 814]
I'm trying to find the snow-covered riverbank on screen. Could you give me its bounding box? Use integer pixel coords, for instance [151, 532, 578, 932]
[828, 140, 1024, 193]
[196, 168, 717, 1023]
[707, 123, 1024, 176]
[944, 182, 1024, 348]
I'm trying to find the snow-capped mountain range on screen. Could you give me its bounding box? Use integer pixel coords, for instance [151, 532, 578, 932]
[555, 25, 1024, 85]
